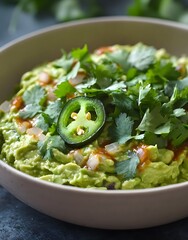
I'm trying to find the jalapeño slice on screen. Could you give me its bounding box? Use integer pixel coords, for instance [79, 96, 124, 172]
[57, 96, 106, 147]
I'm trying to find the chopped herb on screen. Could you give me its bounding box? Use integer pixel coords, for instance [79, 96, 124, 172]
[2, 42, 188, 190]
[128, 43, 156, 71]
[19, 85, 46, 119]
[172, 108, 186, 118]
[137, 106, 167, 132]
[105, 81, 126, 91]
[57, 61, 81, 85]
[116, 151, 140, 180]
[111, 92, 139, 120]
[34, 113, 49, 133]
[107, 48, 130, 71]
[22, 85, 46, 106]
[110, 113, 134, 144]
[54, 81, 76, 98]
[38, 135, 66, 160]
[71, 44, 89, 61]
[53, 54, 73, 71]
[169, 118, 188, 146]
[19, 104, 42, 119]
[75, 78, 97, 92]
[44, 100, 63, 123]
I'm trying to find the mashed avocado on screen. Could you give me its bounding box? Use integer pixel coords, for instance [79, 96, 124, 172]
[1, 43, 188, 190]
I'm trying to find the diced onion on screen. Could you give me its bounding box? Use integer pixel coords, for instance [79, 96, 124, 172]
[17, 124, 27, 134]
[38, 133, 46, 141]
[73, 150, 84, 165]
[47, 88, 56, 101]
[87, 154, 100, 170]
[38, 72, 51, 84]
[105, 142, 120, 155]
[16, 120, 32, 134]
[26, 127, 43, 138]
[0, 101, 11, 113]
[69, 72, 85, 86]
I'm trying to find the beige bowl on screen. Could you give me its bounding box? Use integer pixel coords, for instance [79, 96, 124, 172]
[0, 17, 188, 229]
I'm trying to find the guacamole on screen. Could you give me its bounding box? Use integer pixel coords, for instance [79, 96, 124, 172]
[1, 43, 188, 190]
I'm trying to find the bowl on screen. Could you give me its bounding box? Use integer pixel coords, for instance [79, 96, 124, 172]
[1, 17, 188, 230]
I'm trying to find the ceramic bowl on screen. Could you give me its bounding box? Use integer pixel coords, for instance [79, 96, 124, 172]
[1, 17, 188, 230]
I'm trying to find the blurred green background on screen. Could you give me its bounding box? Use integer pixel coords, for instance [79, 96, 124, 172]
[1, 0, 188, 46]
[3, 0, 188, 23]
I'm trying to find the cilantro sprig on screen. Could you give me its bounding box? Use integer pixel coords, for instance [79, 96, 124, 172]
[38, 135, 66, 160]
[128, 43, 156, 71]
[19, 85, 46, 119]
[116, 151, 140, 180]
[109, 113, 134, 144]
[16, 43, 188, 165]
[104, 44, 188, 148]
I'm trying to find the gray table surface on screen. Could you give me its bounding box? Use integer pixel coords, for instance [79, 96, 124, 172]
[1, 1, 188, 239]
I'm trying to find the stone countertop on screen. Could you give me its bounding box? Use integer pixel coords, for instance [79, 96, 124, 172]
[1, 1, 188, 239]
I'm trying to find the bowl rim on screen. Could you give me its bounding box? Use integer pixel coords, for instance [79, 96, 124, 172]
[1, 16, 188, 51]
[1, 16, 188, 195]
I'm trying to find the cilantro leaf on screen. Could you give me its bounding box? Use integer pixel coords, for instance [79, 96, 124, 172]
[53, 54, 73, 71]
[153, 60, 180, 80]
[112, 92, 133, 111]
[154, 121, 171, 135]
[76, 78, 97, 92]
[111, 92, 139, 119]
[138, 84, 151, 106]
[105, 81, 126, 91]
[71, 44, 88, 61]
[107, 48, 130, 71]
[82, 81, 127, 96]
[144, 132, 167, 148]
[66, 61, 81, 80]
[137, 106, 167, 132]
[54, 81, 76, 98]
[22, 85, 46, 106]
[34, 100, 63, 134]
[44, 100, 63, 123]
[109, 113, 134, 144]
[176, 77, 188, 90]
[128, 43, 156, 71]
[57, 61, 81, 85]
[96, 60, 122, 81]
[169, 81, 188, 108]
[38, 135, 66, 160]
[34, 113, 49, 133]
[169, 118, 188, 146]
[19, 104, 42, 119]
[83, 59, 122, 83]
[138, 85, 163, 112]
[116, 151, 140, 180]
[172, 108, 186, 118]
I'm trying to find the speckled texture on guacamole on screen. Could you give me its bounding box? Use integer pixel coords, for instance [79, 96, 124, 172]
[1, 43, 188, 190]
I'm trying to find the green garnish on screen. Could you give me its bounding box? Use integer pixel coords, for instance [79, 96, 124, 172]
[116, 151, 140, 180]
[19, 104, 42, 119]
[19, 85, 46, 119]
[38, 135, 66, 160]
[22, 85, 46, 106]
[5, 43, 188, 186]
[109, 113, 134, 144]
[57, 96, 106, 147]
[54, 81, 76, 98]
